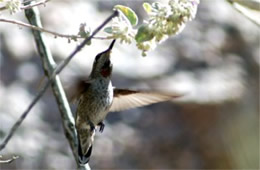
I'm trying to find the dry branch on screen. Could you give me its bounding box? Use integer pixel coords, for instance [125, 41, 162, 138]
[0, 0, 50, 12]
[0, 155, 19, 164]
[0, 17, 110, 40]
[0, 17, 81, 39]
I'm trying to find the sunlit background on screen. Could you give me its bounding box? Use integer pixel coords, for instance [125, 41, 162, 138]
[0, 0, 259, 169]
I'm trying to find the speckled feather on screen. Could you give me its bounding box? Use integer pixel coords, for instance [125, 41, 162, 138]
[76, 78, 113, 157]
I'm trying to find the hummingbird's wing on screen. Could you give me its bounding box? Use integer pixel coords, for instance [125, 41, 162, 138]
[110, 89, 182, 112]
[67, 79, 91, 103]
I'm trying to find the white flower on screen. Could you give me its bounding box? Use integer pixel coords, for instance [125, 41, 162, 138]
[136, 39, 157, 56]
[104, 11, 136, 44]
[136, 0, 199, 55]
[4, 0, 21, 14]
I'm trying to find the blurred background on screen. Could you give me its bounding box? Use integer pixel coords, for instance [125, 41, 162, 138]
[0, 0, 259, 169]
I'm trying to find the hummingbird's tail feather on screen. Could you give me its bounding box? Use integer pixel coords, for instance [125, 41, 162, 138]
[77, 128, 95, 164]
[78, 143, 92, 165]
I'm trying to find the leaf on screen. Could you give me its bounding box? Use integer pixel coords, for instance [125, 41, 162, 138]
[115, 5, 138, 26]
[135, 25, 154, 43]
[143, 2, 152, 13]
[104, 27, 113, 34]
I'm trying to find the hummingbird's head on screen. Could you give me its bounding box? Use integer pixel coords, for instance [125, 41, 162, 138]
[90, 40, 116, 79]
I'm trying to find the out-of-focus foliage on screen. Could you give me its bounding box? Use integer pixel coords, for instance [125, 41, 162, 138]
[0, 0, 259, 169]
[0, 0, 21, 14]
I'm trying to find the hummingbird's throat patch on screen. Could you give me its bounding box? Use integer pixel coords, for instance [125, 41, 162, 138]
[101, 68, 111, 77]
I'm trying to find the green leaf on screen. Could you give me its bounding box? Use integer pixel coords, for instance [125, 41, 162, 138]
[104, 27, 113, 34]
[143, 2, 152, 13]
[115, 5, 138, 26]
[135, 25, 154, 43]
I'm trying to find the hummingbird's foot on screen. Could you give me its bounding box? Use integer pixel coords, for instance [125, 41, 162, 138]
[87, 120, 95, 132]
[98, 122, 105, 133]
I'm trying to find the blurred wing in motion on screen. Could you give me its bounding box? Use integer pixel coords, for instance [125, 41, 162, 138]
[110, 88, 182, 112]
[67, 78, 91, 103]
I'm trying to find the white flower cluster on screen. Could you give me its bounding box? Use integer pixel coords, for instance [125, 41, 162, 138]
[137, 0, 200, 56]
[103, 0, 199, 56]
[105, 11, 136, 44]
[1, 0, 21, 14]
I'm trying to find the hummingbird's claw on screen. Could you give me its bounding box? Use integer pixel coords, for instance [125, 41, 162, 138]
[87, 120, 95, 132]
[98, 122, 105, 133]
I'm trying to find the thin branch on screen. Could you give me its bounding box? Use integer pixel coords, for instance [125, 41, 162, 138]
[91, 36, 111, 40]
[0, 18, 81, 39]
[0, 9, 119, 154]
[0, 17, 111, 40]
[22, 0, 40, 4]
[52, 10, 118, 75]
[230, 0, 260, 11]
[21, 0, 50, 10]
[226, 0, 260, 27]
[0, 155, 19, 164]
[0, 0, 50, 11]
[0, 78, 51, 151]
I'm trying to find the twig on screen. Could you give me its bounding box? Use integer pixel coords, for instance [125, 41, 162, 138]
[0, 155, 19, 164]
[226, 0, 260, 27]
[0, 0, 50, 11]
[230, 0, 260, 11]
[0, 18, 81, 39]
[52, 9, 118, 75]
[0, 18, 111, 40]
[91, 36, 111, 40]
[0, 9, 119, 154]
[21, 0, 50, 10]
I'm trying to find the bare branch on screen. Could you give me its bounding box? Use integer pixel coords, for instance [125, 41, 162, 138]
[53, 10, 119, 75]
[0, 17, 111, 40]
[0, 9, 119, 154]
[0, 18, 81, 39]
[0, 155, 19, 164]
[0, 78, 51, 151]
[91, 36, 111, 40]
[0, 0, 50, 12]
[21, 0, 50, 10]
[227, 0, 260, 27]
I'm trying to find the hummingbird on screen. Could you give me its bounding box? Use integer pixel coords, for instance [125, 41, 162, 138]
[72, 39, 181, 164]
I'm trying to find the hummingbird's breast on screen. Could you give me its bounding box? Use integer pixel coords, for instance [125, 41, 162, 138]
[76, 79, 113, 126]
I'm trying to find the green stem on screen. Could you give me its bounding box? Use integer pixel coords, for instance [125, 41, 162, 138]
[24, 5, 89, 170]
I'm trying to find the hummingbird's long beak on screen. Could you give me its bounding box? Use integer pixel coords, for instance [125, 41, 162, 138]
[103, 39, 116, 59]
[107, 39, 116, 51]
